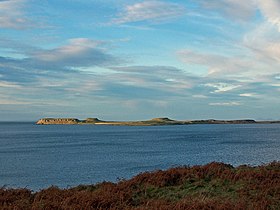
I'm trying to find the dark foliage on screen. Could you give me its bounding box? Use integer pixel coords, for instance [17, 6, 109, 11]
[1, 162, 279, 209]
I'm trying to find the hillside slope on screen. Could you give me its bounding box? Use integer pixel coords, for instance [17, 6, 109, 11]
[1, 162, 279, 209]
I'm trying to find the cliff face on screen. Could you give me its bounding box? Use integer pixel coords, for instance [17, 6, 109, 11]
[36, 118, 80, 125]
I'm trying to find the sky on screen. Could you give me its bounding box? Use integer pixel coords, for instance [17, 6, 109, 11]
[0, 0, 280, 121]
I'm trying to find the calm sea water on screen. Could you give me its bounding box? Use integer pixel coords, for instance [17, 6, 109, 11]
[0, 122, 279, 191]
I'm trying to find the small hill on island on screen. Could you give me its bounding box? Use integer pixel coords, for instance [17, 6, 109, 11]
[150, 117, 174, 122]
[83, 118, 103, 123]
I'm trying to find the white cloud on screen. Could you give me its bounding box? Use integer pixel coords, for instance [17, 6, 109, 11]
[112, 1, 185, 24]
[195, 0, 280, 68]
[239, 93, 259, 98]
[271, 84, 280, 87]
[196, 0, 256, 21]
[193, 0, 280, 78]
[177, 49, 254, 76]
[263, 43, 280, 62]
[205, 83, 241, 93]
[258, 0, 280, 31]
[209, 102, 241, 106]
[243, 23, 280, 65]
[239, 93, 253, 97]
[34, 38, 100, 62]
[31, 38, 118, 67]
[0, 0, 30, 29]
[0, 81, 21, 88]
[110, 65, 194, 93]
[197, 0, 280, 29]
[238, 1, 280, 77]
[192, 94, 208, 99]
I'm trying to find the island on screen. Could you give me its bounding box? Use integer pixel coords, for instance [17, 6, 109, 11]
[36, 117, 280, 125]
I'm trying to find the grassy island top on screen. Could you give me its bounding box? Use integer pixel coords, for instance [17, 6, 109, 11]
[1, 162, 279, 209]
[36, 117, 280, 126]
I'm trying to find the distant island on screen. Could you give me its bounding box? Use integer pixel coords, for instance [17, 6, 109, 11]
[36, 117, 280, 125]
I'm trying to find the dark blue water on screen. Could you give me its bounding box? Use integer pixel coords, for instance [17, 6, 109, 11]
[0, 123, 279, 191]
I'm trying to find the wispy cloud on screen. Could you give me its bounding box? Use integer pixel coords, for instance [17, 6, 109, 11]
[243, 22, 280, 67]
[209, 102, 241, 106]
[192, 94, 208, 99]
[0, 38, 121, 93]
[30, 38, 119, 68]
[258, 0, 280, 31]
[0, 81, 21, 88]
[177, 49, 255, 77]
[194, 0, 280, 70]
[195, 0, 256, 21]
[196, 0, 280, 30]
[0, 98, 30, 105]
[205, 83, 241, 93]
[0, 0, 31, 29]
[110, 65, 195, 93]
[112, 1, 185, 24]
[239, 93, 259, 98]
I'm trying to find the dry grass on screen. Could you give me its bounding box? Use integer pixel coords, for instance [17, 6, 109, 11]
[1, 162, 279, 209]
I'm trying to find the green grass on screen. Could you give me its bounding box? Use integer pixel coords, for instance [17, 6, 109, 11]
[131, 177, 244, 204]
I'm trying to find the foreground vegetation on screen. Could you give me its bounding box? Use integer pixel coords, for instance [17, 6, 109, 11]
[1, 162, 279, 209]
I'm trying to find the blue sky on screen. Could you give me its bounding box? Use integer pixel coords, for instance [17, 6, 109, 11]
[1, 0, 280, 121]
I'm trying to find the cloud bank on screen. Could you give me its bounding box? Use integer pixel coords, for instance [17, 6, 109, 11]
[1, 0, 280, 120]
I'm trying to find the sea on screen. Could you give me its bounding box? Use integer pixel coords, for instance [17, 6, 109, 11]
[0, 122, 279, 191]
